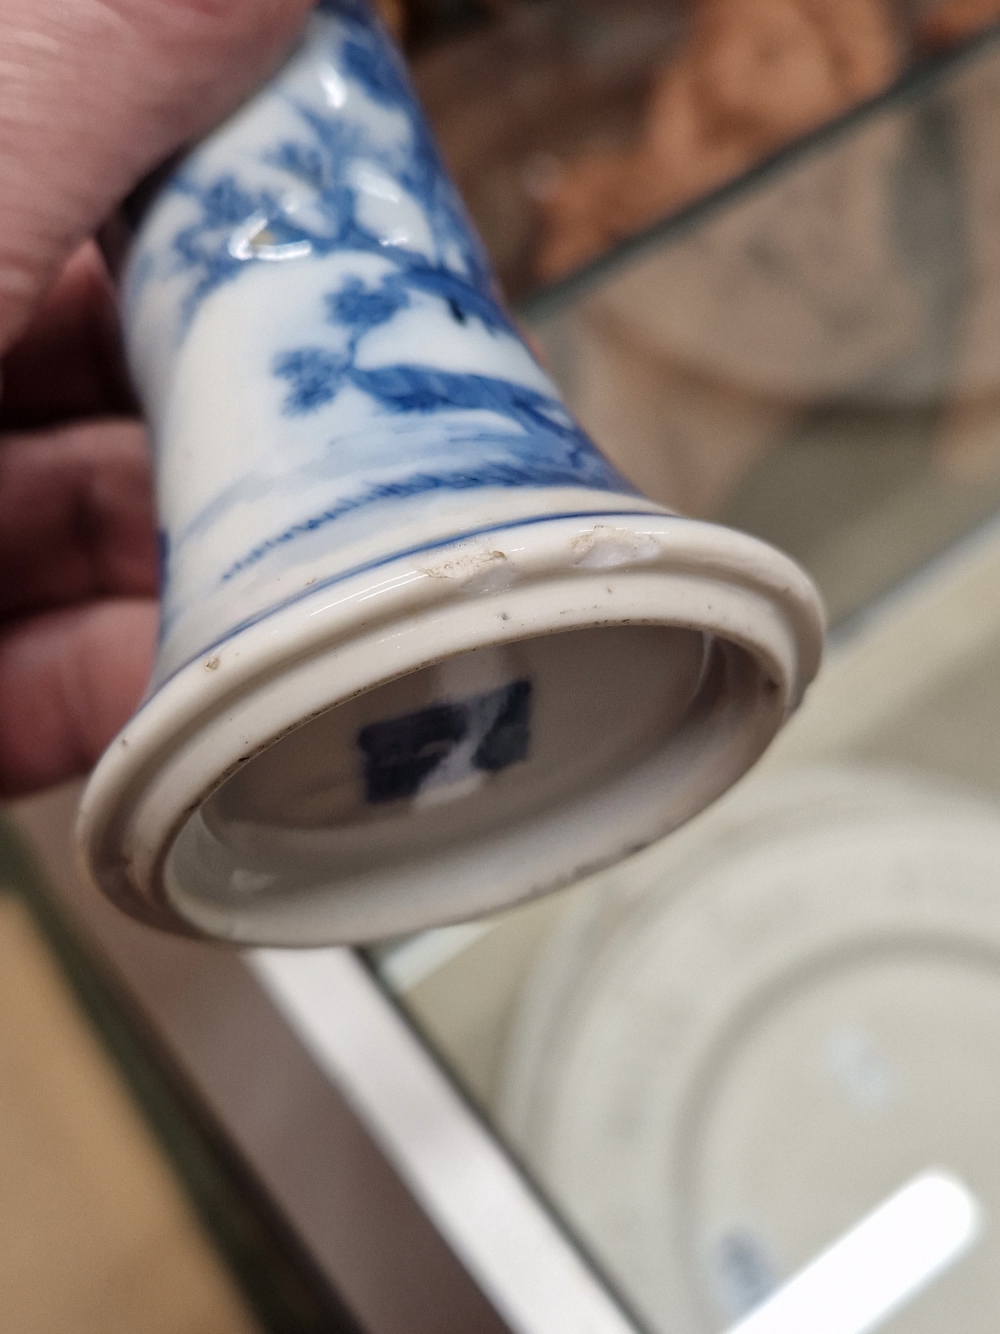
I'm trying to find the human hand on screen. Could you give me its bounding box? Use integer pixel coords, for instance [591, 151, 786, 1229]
[0, 0, 315, 798]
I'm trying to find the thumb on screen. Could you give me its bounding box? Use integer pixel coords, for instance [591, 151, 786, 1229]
[0, 0, 316, 354]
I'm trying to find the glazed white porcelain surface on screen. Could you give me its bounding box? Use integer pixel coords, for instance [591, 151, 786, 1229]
[77, 0, 824, 944]
[123, 0, 659, 684]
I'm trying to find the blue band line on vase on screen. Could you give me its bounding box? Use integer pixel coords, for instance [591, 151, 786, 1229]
[215, 451, 637, 584]
[151, 507, 678, 696]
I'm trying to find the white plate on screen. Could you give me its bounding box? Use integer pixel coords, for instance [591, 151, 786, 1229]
[498, 765, 1000, 1333]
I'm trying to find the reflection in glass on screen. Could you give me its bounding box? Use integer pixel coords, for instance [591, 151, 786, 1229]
[724, 1172, 980, 1334]
[372, 30, 1000, 1334]
[529, 32, 1000, 624]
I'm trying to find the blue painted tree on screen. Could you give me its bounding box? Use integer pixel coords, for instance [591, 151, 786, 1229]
[167, 2, 497, 331]
[154, 0, 634, 582]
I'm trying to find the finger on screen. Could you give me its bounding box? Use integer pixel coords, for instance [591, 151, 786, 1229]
[0, 597, 157, 798]
[0, 242, 136, 430]
[0, 418, 157, 617]
[0, 0, 316, 355]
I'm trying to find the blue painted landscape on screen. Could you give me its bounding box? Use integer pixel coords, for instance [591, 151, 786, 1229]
[137, 0, 636, 641]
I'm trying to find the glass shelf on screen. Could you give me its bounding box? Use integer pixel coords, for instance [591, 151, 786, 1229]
[370, 24, 1000, 1334]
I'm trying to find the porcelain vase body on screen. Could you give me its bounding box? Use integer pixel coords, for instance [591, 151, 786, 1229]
[77, 0, 824, 945]
[127, 0, 653, 684]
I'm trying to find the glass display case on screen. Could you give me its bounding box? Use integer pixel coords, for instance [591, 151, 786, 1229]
[9, 12, 1000, 1334]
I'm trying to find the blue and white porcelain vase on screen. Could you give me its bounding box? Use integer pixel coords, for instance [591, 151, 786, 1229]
[77, 0, 823, 945]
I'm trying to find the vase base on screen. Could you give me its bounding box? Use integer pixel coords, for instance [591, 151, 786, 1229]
[77, 512, 823, 944]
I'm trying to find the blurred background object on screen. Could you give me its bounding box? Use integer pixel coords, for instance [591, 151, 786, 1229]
[919, 0, 1000, 52]
[526, 0, 904, 282]
[386, 0, 1000, 299]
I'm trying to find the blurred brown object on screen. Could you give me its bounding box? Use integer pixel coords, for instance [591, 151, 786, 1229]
[535, 0, 903, 281]
[413, 1, 687, 297]
[917, 0, 1000, 51]
[374, 0, 407, 41]
[404, 0, 1000, 298]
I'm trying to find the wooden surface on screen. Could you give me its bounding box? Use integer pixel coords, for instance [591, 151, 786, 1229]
[0, 888, 261, 1334]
